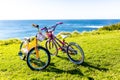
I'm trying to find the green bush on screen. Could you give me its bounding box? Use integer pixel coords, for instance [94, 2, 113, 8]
[71, 30, 80, 37]
[98, 23, 120, 31]
[0, 38, 21, 45]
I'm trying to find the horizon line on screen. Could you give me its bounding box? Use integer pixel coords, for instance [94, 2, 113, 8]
[0, 18, 120, 20]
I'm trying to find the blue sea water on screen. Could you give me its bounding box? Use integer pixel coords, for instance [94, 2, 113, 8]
[0, 19, 120, 40]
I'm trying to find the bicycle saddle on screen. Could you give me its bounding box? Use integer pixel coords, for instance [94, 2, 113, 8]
[61, 35, 69, 39]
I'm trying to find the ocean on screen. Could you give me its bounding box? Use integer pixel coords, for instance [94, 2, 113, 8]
[0, 19, 120, 40]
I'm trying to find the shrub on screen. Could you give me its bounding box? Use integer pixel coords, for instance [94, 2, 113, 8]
[0, 38, 21, 45]
[98, 23, 120, 31]
[71, 30, 80, 37]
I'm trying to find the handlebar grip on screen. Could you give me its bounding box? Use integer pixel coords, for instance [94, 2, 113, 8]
[32, 24, 39, 28]
[56, 22, 63, 25]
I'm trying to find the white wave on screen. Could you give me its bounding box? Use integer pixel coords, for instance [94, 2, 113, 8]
[77, 26, 103, 28]
[86, 26, 103, 28]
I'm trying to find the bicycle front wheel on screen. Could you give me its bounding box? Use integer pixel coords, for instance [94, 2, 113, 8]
[45, 40, 58, 56]
[67, 42, 84, 64]
[27, 46, 50, 70]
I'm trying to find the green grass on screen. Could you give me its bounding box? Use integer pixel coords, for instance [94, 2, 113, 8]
[0, 30, 120, 80]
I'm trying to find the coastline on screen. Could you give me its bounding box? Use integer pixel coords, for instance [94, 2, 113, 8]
[0, 19, 120, 40]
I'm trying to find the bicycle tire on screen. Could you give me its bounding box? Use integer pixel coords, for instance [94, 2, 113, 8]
[67, 42, 84, 64]
[27, 46, 50, 70]
[45, 40, 58, 56]
[18, 42, 26, 60]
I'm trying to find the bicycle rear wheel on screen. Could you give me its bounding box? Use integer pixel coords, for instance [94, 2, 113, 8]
[67, 42, 84, 64]
[45, 40, 58, 56]
[27, 46, 50, 70]
[18, 42, 26, 60]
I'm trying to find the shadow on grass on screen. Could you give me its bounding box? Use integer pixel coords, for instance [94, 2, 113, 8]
[46, 66, 84, 76]
[52, 56, 108, 72]
[81, 62, 109, 72]
[46, 64, 94, 80]
[45, 61, 109, 80]
[56, 55, 69, 61]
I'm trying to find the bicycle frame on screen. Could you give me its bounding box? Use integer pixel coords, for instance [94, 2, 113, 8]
[40, 22, 67, 51]
[23, 37, 40, 58]
[46, 30, 67, 51]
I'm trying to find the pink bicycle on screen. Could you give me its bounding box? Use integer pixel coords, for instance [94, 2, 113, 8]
[34, 22, 84, 64]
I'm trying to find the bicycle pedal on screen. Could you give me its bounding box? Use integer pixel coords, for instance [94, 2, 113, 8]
[62, 49, 66, 53]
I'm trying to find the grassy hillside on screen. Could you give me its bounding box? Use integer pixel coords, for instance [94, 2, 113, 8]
[0, 30, 120, 80]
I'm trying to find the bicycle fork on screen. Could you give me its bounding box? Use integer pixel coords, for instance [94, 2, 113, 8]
[34, 38, 40, 59]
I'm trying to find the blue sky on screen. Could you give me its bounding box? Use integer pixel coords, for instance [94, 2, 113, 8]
[0, 0, 120, 20]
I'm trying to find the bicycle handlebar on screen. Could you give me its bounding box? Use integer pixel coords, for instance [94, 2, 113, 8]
[32, 22, 63, 32]
[41, 22, 63, 32]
